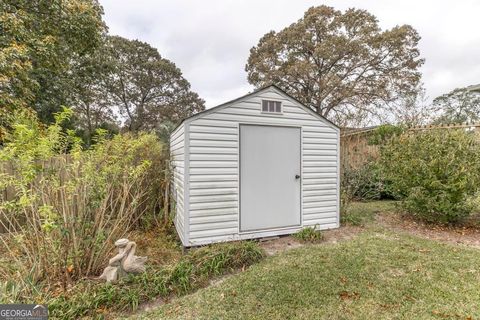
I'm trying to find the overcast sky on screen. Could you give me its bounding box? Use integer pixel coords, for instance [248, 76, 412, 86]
[101, 0, 480, 108]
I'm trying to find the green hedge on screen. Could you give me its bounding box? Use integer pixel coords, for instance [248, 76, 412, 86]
[380, 129, 480, 224]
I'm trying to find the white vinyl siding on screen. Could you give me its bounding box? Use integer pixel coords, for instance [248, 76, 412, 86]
[183, 87, 339, 246]
[170, 122, 186, 244]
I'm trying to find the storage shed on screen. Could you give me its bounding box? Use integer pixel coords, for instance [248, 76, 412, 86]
[170, 85, 340, 246]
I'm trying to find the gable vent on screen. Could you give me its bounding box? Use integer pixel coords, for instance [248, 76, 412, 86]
[262, 100, 282, 113]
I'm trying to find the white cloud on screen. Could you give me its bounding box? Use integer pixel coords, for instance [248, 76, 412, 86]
[101, 0, 480, 108]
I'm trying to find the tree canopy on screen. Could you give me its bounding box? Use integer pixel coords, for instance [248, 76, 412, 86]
[0, 0, 106, 122]
[68, 47, 118, 144]
[432, 87, 480, 124]
[1, 2, 205, 143]
[101, 36, 205, 132]
[386, 85, 436, 126]
[246, 6, 424, 126]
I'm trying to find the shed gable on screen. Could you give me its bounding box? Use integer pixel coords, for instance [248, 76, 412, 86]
[216, 87, 336, 130]
[182, 85, 338, 132]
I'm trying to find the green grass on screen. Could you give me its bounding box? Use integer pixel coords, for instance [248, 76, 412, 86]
[341, 200, 396, 226]
[292, 226, 324, 243]
[47, 241, 265, 319]
[136, 230, 480, 320]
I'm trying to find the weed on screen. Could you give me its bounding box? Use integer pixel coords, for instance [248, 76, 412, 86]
[293, 226, 324, 243]
[340, 212, 364, 226]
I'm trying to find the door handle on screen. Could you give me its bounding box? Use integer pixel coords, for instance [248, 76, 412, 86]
[295, 174, 301, 179]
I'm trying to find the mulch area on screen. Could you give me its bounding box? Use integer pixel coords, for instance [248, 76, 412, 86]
[259, 225, 364, 255]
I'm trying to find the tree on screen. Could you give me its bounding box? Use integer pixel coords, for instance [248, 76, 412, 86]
[1, 4, 40, 139]
[387, 85, 436, 126]
[432, 87, 480, 124]
[0, 0, 106, 124]
[246, 6, 424, 126]
[69, 48, 118, 145]
[102, 36, 205, 131]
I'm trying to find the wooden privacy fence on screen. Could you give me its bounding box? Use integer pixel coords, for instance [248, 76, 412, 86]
[0, 157, 76, 233]
[1, 156, 74, 203]
[0, 154, 171, 233]
[340, 122, 480, 170]
[340, 130, 379, 170]
[1, 161, 15, 202]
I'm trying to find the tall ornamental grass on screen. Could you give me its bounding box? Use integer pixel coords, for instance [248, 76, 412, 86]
[0, 109, 167, 300]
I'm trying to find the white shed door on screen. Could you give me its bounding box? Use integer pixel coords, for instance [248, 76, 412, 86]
[240, 125, 301, 232]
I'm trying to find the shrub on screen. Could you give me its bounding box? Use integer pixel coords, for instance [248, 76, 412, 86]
[0, 109, 167, 298]
[341, 124, 403, 204]
[293, 226, 324, 243]
[341, 162, 396, 201]
[340, 161, 397, 220]
[368, 124, 405, 146]
[47, 241, 265, 319]
[380, 129, 480, 224]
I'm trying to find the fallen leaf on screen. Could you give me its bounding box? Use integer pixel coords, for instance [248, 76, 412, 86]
[339, 291, 360, 300]
[431, 310, 451, 318]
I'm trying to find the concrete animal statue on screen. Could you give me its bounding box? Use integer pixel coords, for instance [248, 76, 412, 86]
[99, 238, 147, 282]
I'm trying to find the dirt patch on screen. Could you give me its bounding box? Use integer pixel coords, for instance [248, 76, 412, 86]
[134, 296, 167, 314]
[322, 225, 364, 244]
[259, 236, 303, 255]
[259, 225, 364, 255]
[377, 213, 480, 248]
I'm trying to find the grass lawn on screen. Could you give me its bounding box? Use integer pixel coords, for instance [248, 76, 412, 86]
[134, 229, 480, 319]
[341, 200, 397, 226]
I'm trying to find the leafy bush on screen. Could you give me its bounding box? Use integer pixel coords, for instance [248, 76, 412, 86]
[341, 162, 396, 201]
[380, 129, 480, 224]
[368, 124, 405, 146]
[340, 161, 397, 221]
[47, 241, 265, 319]
[0, 109, 168, 298]
[293, 226, 324, 243]
[341, 124, 403, 206]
